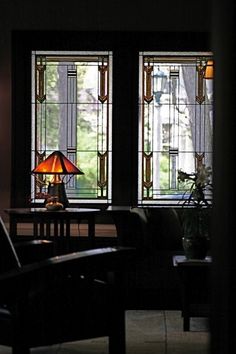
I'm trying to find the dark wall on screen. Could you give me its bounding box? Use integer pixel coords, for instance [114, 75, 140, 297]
[211, 1, 236, 353]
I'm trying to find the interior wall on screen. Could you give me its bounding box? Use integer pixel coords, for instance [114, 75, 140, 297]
[0, 0, 211, 218]
[211, 1, 236, 353]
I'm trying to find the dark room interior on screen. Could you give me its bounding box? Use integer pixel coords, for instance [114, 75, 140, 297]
[1, 1, 236, 353]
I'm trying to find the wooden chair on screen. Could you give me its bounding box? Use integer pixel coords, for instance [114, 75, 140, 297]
[0, 216, 134, 354]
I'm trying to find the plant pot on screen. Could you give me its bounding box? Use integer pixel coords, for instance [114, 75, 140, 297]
[182, 236, 209, 260]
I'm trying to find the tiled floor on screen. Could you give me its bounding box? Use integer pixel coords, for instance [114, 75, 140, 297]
[0, 310, 210, 354]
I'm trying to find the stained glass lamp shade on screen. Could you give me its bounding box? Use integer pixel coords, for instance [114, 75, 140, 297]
[32, 150, 84, 208]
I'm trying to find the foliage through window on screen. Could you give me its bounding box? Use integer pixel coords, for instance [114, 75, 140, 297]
[138, 52, 213, 205]
[31, 51, 112, 204]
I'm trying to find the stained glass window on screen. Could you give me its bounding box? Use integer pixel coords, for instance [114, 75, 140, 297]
[31, 51, 112, 204]
[138, 52, 213, 205]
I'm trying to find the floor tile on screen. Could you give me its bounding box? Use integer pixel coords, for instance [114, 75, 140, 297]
[0, 311, 210, 354]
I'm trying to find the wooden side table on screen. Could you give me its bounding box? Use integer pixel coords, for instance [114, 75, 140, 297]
[173, 255, 212, 331]
[5, 208, 100, 243]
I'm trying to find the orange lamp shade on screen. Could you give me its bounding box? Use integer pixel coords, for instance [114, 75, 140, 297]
[204, 60, 214, 79]
[32, 151, 84, 175]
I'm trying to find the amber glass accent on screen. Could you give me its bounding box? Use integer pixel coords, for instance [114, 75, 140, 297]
[204, 60, 214, 79]
[35, 151, 46, 190]
[36, 56, 46, 103]
[195, 152, 205, 169]
[98, 60, 108, 103]
[98, 151, 107, 198]
[143, 63, 153, 103]
[143, 152, 153, 199]
[196, 63, 205, 104]
[32, 151, 84, 175]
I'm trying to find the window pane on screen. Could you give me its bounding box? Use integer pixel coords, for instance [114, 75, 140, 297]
[138, 52, 213, 205]
[31, 52, 112, 204]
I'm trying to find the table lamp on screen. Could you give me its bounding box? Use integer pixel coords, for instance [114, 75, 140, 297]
[32, 150, 84, 208]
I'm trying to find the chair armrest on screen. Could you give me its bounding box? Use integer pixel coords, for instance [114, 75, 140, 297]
[0, 246, 135, 301]
[14, 239, 54, 263]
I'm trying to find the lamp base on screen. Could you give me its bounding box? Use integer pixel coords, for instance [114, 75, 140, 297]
[47, 181, 69, 208]
[45, 200, 64, 211]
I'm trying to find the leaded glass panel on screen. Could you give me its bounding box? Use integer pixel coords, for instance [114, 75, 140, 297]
[31, 51, 112, 204]
[138, 52, 213, 205]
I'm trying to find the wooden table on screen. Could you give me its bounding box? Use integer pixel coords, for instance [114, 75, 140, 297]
[5, 208, 100, 242]
[173, 255, 212, 331]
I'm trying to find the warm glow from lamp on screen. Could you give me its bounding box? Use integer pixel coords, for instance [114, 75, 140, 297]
[204, 60, 214, 79]
[32, 150, 84, 175]
[32, 151, 84, 208]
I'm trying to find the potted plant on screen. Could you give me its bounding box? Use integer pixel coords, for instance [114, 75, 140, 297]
[177, 164, 212, 259]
